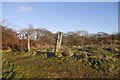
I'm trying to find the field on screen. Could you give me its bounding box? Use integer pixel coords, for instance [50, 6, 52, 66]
[2, 44, 120, 78]
[1, 1, 120, 79]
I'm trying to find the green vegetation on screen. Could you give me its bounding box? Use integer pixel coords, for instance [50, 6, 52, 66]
[2, 44, 120, 78]
[1, 25, 120, 78]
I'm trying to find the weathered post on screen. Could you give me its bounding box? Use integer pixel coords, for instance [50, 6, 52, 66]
[54, 32, 63, 56]
[27, 34, 30, 52]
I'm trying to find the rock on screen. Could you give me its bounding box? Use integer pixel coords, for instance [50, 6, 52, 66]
[87, 53, 94, 57]
[56, 52, 63, 58]
[61, 47, 73, 57]
[81, 53, 88, 58]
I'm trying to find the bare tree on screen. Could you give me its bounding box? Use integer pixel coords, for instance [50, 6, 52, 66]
[26, 25, 35, 51]
[78, 30, 89, 37]
[18, 29, 27, 39]
[18, 24, 35, 51]
[35, 28, 54, 45]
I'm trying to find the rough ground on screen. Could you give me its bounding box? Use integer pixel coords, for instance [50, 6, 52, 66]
[2, 44, 120, 78]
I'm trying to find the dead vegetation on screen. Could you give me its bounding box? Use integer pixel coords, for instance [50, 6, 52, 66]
[2, 43, 120, 78]
[1, 25, 120, 78]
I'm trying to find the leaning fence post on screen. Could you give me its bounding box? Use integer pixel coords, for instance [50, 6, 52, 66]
[54, 32, 63, 56]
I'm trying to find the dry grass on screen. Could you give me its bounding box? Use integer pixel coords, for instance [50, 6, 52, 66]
[2, 44, 120, 78]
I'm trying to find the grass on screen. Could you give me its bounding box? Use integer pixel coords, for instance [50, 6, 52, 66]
[2, 44, 120, 78]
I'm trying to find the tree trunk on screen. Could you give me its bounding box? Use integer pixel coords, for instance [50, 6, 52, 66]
[27, 34, 30, 52]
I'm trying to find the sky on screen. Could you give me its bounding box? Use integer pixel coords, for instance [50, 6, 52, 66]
[2, 2, 118, 34]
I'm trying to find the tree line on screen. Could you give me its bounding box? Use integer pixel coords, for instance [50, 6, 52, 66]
[1, 24, 119, 51]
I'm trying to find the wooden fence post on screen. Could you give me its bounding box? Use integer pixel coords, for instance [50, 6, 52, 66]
[54, 32, 63, 56]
